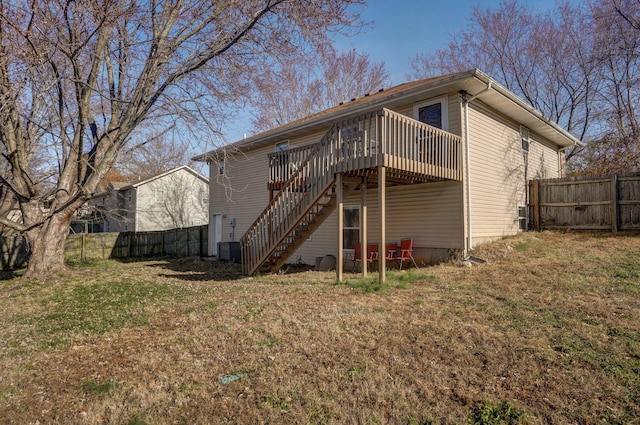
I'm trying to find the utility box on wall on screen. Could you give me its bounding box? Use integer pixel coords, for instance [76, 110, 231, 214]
[218, 241, 241, 262]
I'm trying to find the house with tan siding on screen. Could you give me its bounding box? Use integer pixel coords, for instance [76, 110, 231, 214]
[195, 69, 582, 280]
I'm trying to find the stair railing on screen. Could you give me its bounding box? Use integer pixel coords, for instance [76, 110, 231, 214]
[241, 123, 341, 275]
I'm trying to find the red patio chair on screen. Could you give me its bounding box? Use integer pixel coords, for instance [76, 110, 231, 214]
[399, 239, 418, 270]
[385, 242, 398, 268]
[367, 243, 379, 266]
[352, 243, 362, 272]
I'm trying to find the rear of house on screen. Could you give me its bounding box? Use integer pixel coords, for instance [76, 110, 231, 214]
[196, 69, 580, 274]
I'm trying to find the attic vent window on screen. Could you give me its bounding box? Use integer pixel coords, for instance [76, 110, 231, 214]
[275, 140, 289, 152]
[520, 126, 531, 153]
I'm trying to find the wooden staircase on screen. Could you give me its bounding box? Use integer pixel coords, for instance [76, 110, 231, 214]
[241, 123, 358, 275]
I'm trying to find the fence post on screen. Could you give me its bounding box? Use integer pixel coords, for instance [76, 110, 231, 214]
[529, 180, 540, 230]
[611, 174, 619, 233]
[80, 233, 84, 261]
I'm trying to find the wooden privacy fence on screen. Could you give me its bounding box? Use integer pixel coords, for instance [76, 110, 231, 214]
[1, 225, 208, 269]
[529, 173, 640, 231]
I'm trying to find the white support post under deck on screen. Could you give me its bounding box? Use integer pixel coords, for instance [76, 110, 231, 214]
[336, 173, 344, 282]
[378, 165, 386, 284]
[361, 175, 367, 277]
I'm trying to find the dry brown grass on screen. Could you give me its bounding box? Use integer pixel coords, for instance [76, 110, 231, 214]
[1, 231, 639, 424]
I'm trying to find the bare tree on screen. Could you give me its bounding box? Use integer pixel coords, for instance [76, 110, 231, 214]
[117, 134, 197, 181]
[250, 47, 390, 132]
[0, 0, 365, 281]
[586, 0, 640, 173]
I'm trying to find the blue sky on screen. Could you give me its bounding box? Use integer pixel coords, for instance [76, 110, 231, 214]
[223, 0, 566, 143]
[333, 0, 568, 86]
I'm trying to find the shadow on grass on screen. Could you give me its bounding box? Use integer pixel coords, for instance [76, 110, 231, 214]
[146, 257, 246, 282]
[65, 255, 247, 283]
[0, 268, 24, 281]
[151, 258, 318, 282]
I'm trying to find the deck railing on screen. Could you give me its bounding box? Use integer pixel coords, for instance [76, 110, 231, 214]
[267, 108, 462, 185]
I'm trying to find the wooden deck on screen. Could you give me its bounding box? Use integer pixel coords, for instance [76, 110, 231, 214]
[268, 108, 462, 191]
[242, 108, 463, 276]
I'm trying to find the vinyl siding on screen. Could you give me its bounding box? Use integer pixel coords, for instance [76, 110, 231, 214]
[466, 101, 561, 244]
[289, 181, 464, 266]
[135, 169, 209, 232]
[209, 144, 271, 244]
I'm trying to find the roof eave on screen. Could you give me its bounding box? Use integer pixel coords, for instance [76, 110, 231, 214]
[193, 69, 583, 161]
[471, 69, 584, 148]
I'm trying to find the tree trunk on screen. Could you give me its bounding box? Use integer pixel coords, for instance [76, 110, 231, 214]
[23, 213, 73, 280]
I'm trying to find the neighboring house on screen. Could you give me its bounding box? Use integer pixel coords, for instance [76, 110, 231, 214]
[195, 69, 583, 277]
[83, 165, 209, 233]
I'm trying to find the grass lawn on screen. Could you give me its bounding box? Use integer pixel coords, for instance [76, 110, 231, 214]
[1, 231, 639, 424]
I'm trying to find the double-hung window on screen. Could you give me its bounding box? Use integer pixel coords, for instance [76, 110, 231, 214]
[343, 206, 361, 250]
[274, 140, 292, 180]
[275, 140, 289, 152]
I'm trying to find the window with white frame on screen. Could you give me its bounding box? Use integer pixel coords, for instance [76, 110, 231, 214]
[155, 188, 165, 203]
[202, 190, 209, 205]
[413, 96, 449, 131]
[217, 158, 225, 176]
[343, 206, 361, 250]
[520, 126, 530, 153]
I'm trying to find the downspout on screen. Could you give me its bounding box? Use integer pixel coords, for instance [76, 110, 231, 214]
[461, 82, 492, 253]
